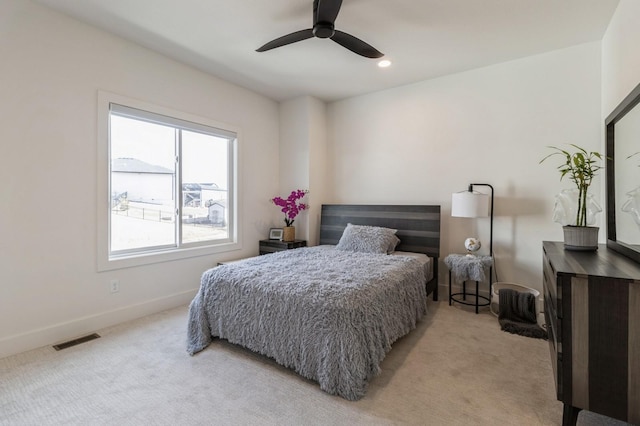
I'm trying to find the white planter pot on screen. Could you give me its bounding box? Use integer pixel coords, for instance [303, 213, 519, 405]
[563, 226, 599, 251]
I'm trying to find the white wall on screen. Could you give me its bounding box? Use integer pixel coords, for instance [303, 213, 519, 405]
[0, 0, 280, 358]
[278, 97, 328, 244]
[601, 0, 640, 250]
[327, 42, 603, 295]
[307, 98, 329, 246]
[278, 98, 311, 238]
[602, 0, 640, 115]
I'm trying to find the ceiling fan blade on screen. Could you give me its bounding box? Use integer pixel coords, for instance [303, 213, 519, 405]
[256, 29, 314, 52]
[331, 30, 384, 58]
[314, 0, 342, 25]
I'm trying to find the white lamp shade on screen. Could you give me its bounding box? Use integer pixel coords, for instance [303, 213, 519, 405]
[451, 191, 490, 218]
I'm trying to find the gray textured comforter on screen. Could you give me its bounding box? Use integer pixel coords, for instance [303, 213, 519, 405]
[187, 246, 427, 400]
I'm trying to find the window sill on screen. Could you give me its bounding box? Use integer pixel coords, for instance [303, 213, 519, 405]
[97, 240, 242, 272]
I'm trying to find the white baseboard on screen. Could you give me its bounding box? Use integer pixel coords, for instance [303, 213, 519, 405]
[0, 289, 198, 360]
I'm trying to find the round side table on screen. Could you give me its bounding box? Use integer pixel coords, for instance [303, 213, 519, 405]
[444, 254, 493, 314]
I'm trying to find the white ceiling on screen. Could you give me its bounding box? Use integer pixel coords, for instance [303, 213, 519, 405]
[34, 0, 620, 102]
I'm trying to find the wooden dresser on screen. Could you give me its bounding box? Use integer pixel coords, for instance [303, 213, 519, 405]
[542, 241, 640, 425]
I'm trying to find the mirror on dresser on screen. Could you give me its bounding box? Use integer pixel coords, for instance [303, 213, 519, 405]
[606, 81, 640, 263]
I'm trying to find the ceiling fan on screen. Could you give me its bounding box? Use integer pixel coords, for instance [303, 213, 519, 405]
[256, 0, 384, 59]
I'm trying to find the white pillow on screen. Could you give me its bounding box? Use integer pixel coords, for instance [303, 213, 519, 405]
[335, 223, 399, 254]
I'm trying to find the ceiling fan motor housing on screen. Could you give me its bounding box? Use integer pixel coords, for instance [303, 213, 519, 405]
[313, 22, 335, 39]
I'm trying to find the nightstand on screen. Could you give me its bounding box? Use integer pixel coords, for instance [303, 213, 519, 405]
[259, 239, 307, 255]
[444, 254, 493, 314]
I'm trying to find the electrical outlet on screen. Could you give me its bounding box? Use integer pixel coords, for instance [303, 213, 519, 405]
[110, 279, 120, 293]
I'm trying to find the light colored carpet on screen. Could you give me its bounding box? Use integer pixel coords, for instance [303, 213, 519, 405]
[0, 301, 629, 425]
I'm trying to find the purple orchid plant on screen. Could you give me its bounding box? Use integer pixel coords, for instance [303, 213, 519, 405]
[271, 189, 308, 227]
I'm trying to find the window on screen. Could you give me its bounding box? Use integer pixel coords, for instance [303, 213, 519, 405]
[98, 92, 240, 270]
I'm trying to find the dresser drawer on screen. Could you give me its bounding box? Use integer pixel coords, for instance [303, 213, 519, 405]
[543, 249, 560, 318]
[544, 305, 562, 397]
[543, 287, 561, 344]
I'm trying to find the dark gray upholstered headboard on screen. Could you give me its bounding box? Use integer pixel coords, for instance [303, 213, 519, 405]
[319, 204, 441, 258]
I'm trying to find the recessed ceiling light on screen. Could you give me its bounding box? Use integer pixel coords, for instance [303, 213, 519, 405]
[378, 59, 392, 68]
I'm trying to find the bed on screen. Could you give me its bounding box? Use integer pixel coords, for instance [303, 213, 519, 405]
[187, 204, 441, 400]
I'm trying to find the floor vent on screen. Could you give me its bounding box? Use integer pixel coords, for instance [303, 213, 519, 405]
[52, 333, 101, 351]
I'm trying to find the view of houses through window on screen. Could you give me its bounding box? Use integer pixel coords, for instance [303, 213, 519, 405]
[109, 104, 234, 256]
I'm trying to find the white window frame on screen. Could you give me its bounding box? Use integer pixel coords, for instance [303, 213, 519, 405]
[97, 91, 241, 271]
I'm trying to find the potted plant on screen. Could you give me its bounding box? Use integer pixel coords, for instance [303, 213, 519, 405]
[271, 189, 308, 242]
[540, 144, 604, 251]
